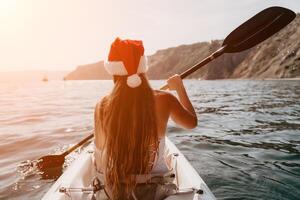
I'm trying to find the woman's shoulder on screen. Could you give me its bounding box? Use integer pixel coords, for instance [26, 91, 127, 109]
[154, 90, 177, 104]
[96, 95, 109, 108]
[154, 90, 176, 99]
[95, 95, 110, 116]
[154, 89, 171, 96]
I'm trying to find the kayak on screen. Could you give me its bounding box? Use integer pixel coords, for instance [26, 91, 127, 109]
[42, 137, 216, 200]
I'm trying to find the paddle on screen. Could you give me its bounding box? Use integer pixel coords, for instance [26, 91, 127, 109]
[36, 6, 295, 173]
[37, 133, 93, 171]
[160, 6, 295, 89]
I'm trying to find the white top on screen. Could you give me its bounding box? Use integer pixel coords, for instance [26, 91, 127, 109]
[94, 137, 171, 174]
[151, 137, 171, 173]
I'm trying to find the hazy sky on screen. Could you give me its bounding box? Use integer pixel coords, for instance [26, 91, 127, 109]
[0, 0, 299, 71]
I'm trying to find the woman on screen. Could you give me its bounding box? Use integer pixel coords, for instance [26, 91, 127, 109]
[94, 38, 197, 199]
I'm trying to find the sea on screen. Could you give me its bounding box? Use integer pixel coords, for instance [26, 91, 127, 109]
[0, 79, 299, 200]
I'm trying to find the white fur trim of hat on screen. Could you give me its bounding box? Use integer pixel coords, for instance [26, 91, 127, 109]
[104, 56, 148, 88]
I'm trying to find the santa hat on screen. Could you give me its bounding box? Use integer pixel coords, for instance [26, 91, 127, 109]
[104, 38, 148, 88]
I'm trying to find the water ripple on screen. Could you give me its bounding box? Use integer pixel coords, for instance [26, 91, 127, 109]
[0, 80, 299, 199]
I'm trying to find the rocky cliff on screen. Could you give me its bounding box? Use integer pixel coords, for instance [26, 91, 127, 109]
[64, 14, 300, 80]
[64, 61, 110, 80]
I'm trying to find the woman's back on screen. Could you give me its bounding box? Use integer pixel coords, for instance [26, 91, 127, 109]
[94, 90, 181, 174]
[94, 90, 169, 151]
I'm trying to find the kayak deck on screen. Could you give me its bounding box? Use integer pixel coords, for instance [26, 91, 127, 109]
[42, 137, 216, 200]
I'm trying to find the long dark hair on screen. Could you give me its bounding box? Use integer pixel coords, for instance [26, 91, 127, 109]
[96, 74, 158, 199]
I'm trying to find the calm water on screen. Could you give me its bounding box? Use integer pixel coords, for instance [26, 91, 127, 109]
[0, 80, 299, 200]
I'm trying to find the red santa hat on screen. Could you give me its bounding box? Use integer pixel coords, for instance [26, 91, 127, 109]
[104, 38, 148, 88]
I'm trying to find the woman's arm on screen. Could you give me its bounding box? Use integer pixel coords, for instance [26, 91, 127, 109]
[167, 74, 197, 129]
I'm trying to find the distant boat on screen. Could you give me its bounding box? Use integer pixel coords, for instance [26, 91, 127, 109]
[42, 76, 48, 82]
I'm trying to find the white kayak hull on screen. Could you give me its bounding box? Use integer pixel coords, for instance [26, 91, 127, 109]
[42, 137, 216, 200]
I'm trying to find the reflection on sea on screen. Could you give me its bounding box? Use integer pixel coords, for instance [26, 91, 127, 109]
[0, 80, 299, 199]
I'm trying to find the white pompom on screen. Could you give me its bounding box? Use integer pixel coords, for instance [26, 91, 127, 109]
[127, 74, 142, 88]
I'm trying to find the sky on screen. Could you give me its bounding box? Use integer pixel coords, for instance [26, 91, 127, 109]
[0, 0, 299, 71]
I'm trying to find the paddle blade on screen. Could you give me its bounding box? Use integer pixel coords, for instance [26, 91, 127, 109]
[37, 154, 65, 170]
[223, 6, 296, 53]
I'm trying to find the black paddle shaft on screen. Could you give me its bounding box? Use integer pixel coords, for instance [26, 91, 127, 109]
[159, 45, 227, 89]
[61, 133, 94, 157]
[180, 46, 227, 79]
